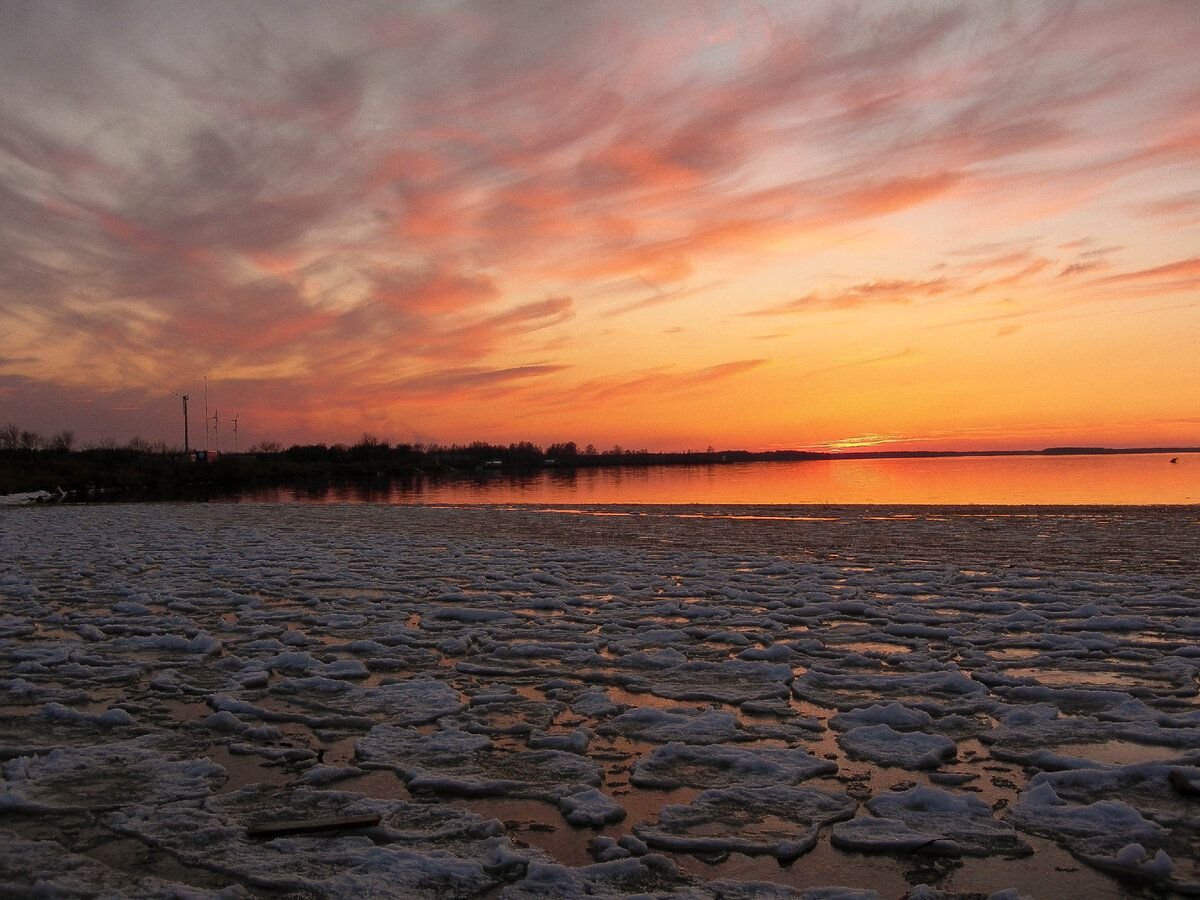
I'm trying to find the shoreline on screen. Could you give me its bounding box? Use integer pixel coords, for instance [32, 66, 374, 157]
[3, 449, 1196, 507]
[2, 444, 1197, 501]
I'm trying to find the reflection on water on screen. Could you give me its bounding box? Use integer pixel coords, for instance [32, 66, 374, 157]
[226, 453, 1198, 506]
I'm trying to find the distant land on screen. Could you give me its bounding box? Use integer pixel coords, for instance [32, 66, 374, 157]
[0, 433, 1196, 500]
[661, 446, 1200, 462]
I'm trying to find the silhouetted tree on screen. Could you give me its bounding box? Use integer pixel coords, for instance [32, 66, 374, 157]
[507, 441, 543, 465]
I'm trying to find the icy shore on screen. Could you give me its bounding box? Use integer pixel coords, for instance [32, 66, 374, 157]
[1, 503, 1198, 898]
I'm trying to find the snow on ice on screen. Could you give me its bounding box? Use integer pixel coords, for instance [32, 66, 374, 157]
[1, 502, 1198, 896]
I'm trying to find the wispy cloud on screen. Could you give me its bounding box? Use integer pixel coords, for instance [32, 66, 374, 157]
[1094, 256, 1200, 289]
[542, 358, 769, 406]
[387, 364, 569, 397]
[800, 350, 913, 378]
[748, 280, 949, 315]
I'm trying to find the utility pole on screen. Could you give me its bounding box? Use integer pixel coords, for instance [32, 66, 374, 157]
[211, 409, 219, 454]
[232, 414, 239, 453]
[170, 391, 190, 454]
[204, 377, 210, 453]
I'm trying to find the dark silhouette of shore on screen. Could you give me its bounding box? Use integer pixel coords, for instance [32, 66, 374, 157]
[0, 429, 1195, 500]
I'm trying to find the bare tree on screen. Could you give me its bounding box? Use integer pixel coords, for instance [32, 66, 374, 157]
[0, 423, 18, 449]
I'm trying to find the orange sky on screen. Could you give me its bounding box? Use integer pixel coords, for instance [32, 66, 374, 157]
[1, 1, 1198, 451]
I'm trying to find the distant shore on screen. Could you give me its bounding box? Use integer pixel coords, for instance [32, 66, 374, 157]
[1, 442, 1195, 502]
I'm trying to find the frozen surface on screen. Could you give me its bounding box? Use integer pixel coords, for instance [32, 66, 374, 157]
[0, 736, 225, 812]
[630, 742, 837, 789]
[355, 724, 601, 805]
[106, 784, 527, 897]
[863, 786, 1028, 857]
[558, 786, 627, 826]
[0, 831, 246, 898]
[634, 785, 857, 860]
[838, 724, 957, 770]
[1, 501, 1198, 897]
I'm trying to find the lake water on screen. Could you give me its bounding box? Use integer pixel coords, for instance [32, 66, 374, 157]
[233, 452, 1199, 505]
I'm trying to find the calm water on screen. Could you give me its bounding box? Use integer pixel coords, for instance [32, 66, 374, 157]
[234, 452, 1199, 505]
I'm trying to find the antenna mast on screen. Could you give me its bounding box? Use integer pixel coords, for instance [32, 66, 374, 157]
[211, 409, 219, 454]
[170, 391, 190, 454]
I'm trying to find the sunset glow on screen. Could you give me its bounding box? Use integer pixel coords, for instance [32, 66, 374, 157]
[2, 1, 1198, 451]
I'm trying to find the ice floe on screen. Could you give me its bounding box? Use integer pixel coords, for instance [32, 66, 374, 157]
[0, 832, 247, 898]
[862, 786, 1029, 857]
[630, 741, 837, 789]
[0, 737, 224, 812]
[107, 785, 532, 897]
[355, 724, 601, 812]
[633, 785, 857, 860]
[837, 724, 957, 770]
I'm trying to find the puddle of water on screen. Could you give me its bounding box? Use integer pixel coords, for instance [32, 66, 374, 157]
[456, 781, 705, 869]
[337, 768, 410, 799]
[205, 743, 295, 794]
[1051, 741, 1184, 766]
[824, 622, 874, 633]
[602, 685, 691, 711]
[831, 641, 912, 656]
[1004, 667, 1167, 689]
[984, 648, 1043, 660]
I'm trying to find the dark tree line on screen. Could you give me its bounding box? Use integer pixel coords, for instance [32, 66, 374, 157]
[0, 424, 75, 452]
[0, 422, 760, 497]
[9, 421, 1174, 499]
[271, 435, 742, 470]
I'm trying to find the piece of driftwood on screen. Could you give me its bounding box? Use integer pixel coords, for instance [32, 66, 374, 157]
[246, 814, 382, 838]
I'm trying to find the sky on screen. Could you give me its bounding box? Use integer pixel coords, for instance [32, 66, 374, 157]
[1, 0, 1198, 453]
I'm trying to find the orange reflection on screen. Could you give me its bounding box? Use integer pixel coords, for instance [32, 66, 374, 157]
[238, 453, 1198, 506]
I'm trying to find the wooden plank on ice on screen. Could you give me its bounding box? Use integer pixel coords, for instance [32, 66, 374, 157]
[246, 814, 382, 838]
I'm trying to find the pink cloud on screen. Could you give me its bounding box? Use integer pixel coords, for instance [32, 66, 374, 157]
[373, 266, 500, 316]
[1092, 256, 1200, 295]
[749, 279, 950, 315]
